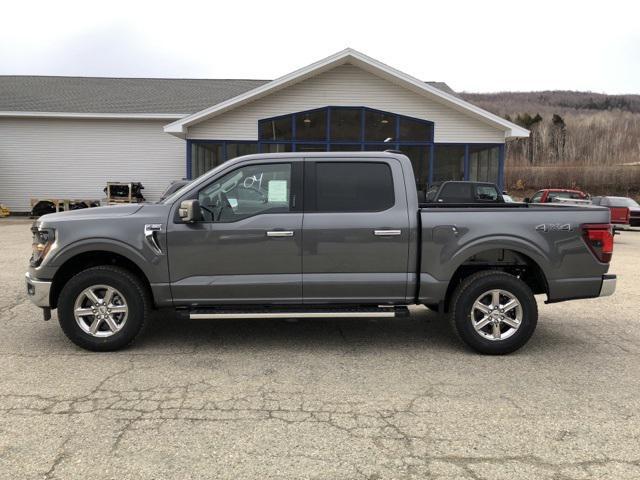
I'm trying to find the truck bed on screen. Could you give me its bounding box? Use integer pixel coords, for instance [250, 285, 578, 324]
[416, 204, 612, 306]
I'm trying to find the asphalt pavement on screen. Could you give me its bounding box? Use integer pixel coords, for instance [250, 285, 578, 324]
[1, 218, 639, 479]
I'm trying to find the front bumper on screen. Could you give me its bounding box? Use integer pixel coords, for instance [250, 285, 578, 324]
[25, 272, 52, 307]
[599, 274, 616, 297]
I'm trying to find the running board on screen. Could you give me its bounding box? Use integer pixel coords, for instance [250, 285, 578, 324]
[188, 306, 408, 320]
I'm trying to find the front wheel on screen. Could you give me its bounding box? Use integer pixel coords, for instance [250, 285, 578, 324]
[450, 271, 538, 355]
[57, 265, 150, 351]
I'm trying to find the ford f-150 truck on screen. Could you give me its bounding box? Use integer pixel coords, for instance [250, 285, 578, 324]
[25, 152, 616, 354]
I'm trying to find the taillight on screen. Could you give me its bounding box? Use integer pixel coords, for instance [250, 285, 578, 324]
[582, 223, 613, 263]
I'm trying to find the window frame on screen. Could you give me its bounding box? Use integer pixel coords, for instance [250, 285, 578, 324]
[180, 161, 303, 224]
[303, 160, 396, 214]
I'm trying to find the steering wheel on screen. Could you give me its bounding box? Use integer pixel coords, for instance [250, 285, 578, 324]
[216, 191, 233, 221]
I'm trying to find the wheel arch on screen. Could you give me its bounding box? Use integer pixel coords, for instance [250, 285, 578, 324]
[49, 249, 152, 309]
[443, 247, 549, 313]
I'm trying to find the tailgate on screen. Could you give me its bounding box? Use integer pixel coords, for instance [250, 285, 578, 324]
[610, 206, 630, 224]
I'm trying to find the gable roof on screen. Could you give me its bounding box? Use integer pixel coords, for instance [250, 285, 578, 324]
[0, 76, 269, 118]
[164, 48, 529, 139]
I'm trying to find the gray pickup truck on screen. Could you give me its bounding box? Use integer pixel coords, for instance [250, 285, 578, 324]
[25, 152, 616, 354]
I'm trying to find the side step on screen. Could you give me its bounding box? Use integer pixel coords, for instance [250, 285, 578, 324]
[188, 305, 409, 320]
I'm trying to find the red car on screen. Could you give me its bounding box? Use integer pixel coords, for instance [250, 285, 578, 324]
[526, 189, 589, 204]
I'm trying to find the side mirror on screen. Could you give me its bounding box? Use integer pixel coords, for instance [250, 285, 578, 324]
[523, 197, 530, 203]
[179, 199, 202, 223]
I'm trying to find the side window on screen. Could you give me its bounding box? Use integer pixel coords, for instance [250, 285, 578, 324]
[438, 183, 473, 203]
[425, 185, 439, 202]
[198, 163, 292, 222]
[475, 185, 499, 202]
[530, 192, 543, 203]
[313, 162, 394, 212]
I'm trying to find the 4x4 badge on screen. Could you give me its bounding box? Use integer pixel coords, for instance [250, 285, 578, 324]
[536, 223, 572, 232]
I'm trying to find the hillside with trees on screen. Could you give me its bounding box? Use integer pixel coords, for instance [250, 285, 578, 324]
[460, 91, 640, 196]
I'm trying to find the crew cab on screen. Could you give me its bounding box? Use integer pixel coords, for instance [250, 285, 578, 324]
[25, 152, 616, 355]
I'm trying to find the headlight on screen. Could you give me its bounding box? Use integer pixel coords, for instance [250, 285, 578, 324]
[30, 225, 55, 267]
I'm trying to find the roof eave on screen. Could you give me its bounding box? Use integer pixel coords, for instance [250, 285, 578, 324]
[0, 111, 186, 120]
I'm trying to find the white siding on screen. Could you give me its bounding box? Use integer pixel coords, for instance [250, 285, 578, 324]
[0, 118, 185, 212]
[187, 65, 505, 143]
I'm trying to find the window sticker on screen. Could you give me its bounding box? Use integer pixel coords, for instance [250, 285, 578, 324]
[268, 180, 288, 202]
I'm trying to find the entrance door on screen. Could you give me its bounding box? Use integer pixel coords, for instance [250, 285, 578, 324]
[167, 160, 303, 305]
[302, 158, 411, 304]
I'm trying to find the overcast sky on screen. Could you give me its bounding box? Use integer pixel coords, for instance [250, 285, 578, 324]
[0, 0, 638, 94]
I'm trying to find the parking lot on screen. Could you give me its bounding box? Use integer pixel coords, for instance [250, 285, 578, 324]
[0, 218, 639, 480]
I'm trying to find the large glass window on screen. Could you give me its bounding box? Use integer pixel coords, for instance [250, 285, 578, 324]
[329, 144, 362, 151]
[261, 143, 292, 153]
[296, 144, 327, 152]
[399, 117, 433, 141]
[198, 163, 292, 222]
[295, 109, 327, 141]
[191, 143, 224, 178]
[190, 108, 503, 187]
[433, 145, 465, 182]
[314, 162, 394, 212]
[400, 145, 430, 191]
[226, 143, 258, 160]
[365, 110, 395, 142]
[364, 144, 392, 151]
[330, 108, 362, 141]
[256, 107, 433, 150]
[468, 145, 499, 183]
[259, 116, 292, 141]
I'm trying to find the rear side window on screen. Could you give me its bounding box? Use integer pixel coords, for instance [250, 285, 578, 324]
[438, 183, 473, 203]
[475, 185, 499, 201]
[313, 162, 394, 212]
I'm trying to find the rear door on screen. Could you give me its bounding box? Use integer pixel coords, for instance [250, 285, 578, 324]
[302, 158, 411, 304]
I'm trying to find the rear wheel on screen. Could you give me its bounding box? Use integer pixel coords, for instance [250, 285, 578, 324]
[57, 265, 150, 351]
[450, 271, 537, 354]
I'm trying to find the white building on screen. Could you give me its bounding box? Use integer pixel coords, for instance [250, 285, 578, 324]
[0, 49, 528, 212]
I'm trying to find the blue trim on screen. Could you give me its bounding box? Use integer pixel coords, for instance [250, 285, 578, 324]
[291, 113, 297, 144]
[498, 144, 506, 191]
[428, 144, 434, 185]
[186, 140, 192, 179]
[463, 144, 470, 181]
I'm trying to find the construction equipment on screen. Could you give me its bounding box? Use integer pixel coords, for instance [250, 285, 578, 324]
[29, 198, 101, 218]
[104, 182, 145, 205]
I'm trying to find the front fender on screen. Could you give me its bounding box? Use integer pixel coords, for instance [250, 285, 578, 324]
[45, 237, 160, 281]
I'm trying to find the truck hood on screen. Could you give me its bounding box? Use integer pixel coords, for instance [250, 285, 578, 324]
[38, 204, 144, 224]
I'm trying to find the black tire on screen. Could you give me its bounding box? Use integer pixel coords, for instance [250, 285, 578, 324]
[57, 265, 150, 351]
[450, 271, 537, 355]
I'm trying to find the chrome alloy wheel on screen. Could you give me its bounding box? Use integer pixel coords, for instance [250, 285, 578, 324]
[73, 284, 128, 337]
[470, 289, 522, 341]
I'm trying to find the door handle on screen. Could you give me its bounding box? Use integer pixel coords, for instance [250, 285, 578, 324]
[266, 230, 294, 237]
[373, 229, 402, 236]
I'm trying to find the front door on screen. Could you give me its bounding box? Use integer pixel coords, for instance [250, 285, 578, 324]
[302, 158, 411, 304]
[167, 160, 303, 305]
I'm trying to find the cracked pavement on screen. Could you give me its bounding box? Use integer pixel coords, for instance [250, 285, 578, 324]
[1, 219, 639, 479]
